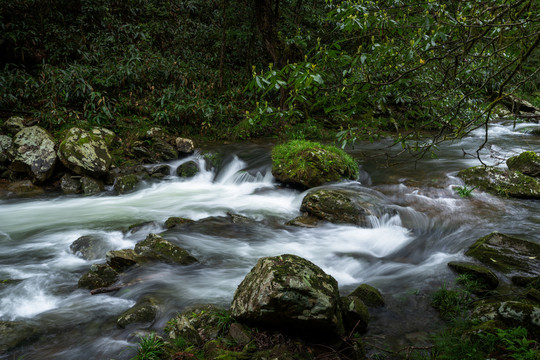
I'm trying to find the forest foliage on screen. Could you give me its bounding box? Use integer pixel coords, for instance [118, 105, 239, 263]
[1, 0, 539, 146]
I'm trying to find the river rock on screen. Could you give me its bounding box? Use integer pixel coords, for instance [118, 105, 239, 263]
[447, 261, 499, 291]
[299, 188, 393, 226]
[78, 263, 119, 290]
[8, 126, 57, 183]
[271, 140, 358, 189]
[6, 180, 44, 198]
[0, 135, 13, 165]
[176, 161, 199, 178]
[70, 234, 109, 260]
[506, 151, 540, 178]
[106, 249, 141, 271]
[114, 174, 139, 194]
[0, 321, 39, 354]
[134, 233, 198, 265]
[175, 137, 195, 155]
[230, 254, 345, 338]
[60, 174, 81, 194]
[465, 232, 540, 276]
[457, 165, 540, 199]
[348, 284, 385, 307]
[58, 127, 112, 178]
[117, 297, 159, 328]
[471, 301, 540, 337]
[167, 304, 227, 345]
[149, 164, 170, 178]
[340, 295, 369, 333]
[3, 116, 25, 135]
[81, 176, 104, 195]
[164, 217, 195, 229]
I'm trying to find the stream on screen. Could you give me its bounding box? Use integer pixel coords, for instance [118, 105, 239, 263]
[1, 120, 539, 359]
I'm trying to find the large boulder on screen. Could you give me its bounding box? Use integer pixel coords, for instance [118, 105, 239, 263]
[230, 254, 344, 338]
[271, 140, 358, 189]
[298, 188, 394, 227]
[465, 232, 540, 276]
[506, 151, 540, 178]
[457, 165, 540, 199]
[58, 127, 112, 178]
[8, 126, 57, 182]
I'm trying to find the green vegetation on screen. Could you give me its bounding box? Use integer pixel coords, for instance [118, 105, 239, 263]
[1, 0, 538, 151]
[132, 333, 166, 360]
[454, 185, 475, 198]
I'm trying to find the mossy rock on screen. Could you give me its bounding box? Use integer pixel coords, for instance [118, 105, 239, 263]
[512, 276, 540, 289]
[230, 254, 344, 339]
[471, 300, 540, 338]
[447, 261, 499, 291]
[3, 116, 25, 135]
[78, 263, 118, 290]
[134, 233, 198, 265]
[117, 297, 159, 328]
[166, 304, 227, 344]
[300, 188, 393, 226]
[271, 140, 359, 189]
[176, 161, 199, 178]
[340, 295, 369, 334]
[114, 174, 139, 194]
[81, 176, 104, 195]
[465, 232, 540, 276]
[348, 284, 385, 307]
[457, 165, 540, 198]
[6, 180, 44, 198]
[70, 234, 109, 260]
[106, 249, 142, 271]
[506, 151, 540, 178]
[285, 215, 321, 228]
[164, 216, 195, 229]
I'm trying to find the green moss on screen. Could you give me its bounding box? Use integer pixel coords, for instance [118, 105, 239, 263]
[271, 140, 359, 188]
[349, 284, 385, 307]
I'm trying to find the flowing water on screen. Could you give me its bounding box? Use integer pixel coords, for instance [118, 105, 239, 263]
[1, 121, 540, 359]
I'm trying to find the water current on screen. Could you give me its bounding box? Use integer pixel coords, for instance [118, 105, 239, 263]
[1, 120, 539, 359]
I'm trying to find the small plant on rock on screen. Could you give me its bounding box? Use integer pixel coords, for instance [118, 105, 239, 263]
[132, 332, 165, 360]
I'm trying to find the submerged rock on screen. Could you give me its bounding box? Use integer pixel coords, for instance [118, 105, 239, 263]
[506, 151, 540, 178]
[0, 321, 39, 354]
[117, 297, 159, 328]
[134, 233, 198, 265]
[300, 188, 393, 226]
[271, 140, 358, 189]
[8, 126, 57, 183]
[457, 165, 540, 199]
[58, 127, 112, 178]
[465, 232, 540, 276]
[230, 254, 344, 338]
[70, 234, 109, 260]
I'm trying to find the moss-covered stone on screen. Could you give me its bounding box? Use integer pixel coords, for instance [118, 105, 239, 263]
[447, 261, 499, 291]
[230, 254, 344, 339]
[3, 116, 25, 135]
[60, 174, 81, 194]
[117, 297, 159, 328]
[465, 232, 540, 276]
[457, 165, 540, 199]
[348, 284, 385, 307]
[106, 249, 141, 271]
[6, 180, 44, 198]
[271, 140, 359, 189]
[340, 295, 369, 333]
[506, 151, 540, 178]
[80, 176, 104, 195]
[300, 188, 392, 226]
[164, 217, 195, 229]
[58, 127, 113, 178]
[78, 263, 118, 289]
[113, 174, 139, 194]
[134, 233, 198, 265]
[8, 126, 57, 183]
[176, 161, 199, 178]
[285, 215, 321, 228]
[471, 300, 540, 338]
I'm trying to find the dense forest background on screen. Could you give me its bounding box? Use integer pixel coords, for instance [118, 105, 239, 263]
[1, 0, 539, 149]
